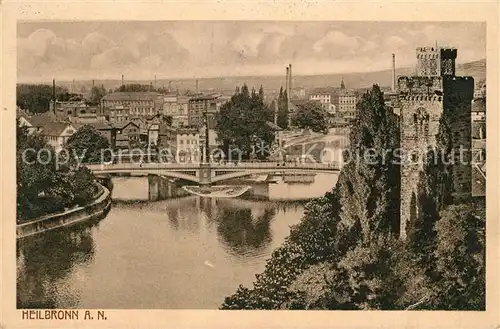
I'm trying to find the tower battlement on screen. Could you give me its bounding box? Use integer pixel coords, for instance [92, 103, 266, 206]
[398, 45, 473, 240]
[415, 46, 457, 77]
[398, 76, 443, 93]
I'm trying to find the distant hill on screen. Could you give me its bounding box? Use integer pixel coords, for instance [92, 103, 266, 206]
[37, 58, 487, 95]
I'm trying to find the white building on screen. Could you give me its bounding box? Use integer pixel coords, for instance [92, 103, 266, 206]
[39, 122, 77, 153]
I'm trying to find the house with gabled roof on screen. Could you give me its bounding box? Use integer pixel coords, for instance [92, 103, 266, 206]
[39, 122, 77, 152]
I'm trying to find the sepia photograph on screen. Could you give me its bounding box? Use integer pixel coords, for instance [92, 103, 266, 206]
[1, 1, 498, 328]
[13, 20, 488, 311]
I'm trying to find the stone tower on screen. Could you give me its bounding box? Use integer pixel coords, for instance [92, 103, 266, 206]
[398, 46, 474, 239]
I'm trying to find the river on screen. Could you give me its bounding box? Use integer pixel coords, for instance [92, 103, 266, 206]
[17, 173, 338, 309]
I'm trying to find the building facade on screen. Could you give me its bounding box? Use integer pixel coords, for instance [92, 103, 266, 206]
[398, 46, 474, 239]
[163, 95, 190, 127]
[336, 80, 357, 120]
[39, 122, 77, 153]
[188, 95, 223, 128]
[102, 92, 163, 118]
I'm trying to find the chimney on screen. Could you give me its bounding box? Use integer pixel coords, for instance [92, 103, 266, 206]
[392, 53, 396, 92]
[168, 81, 172, 92]
[52, 79, 56, 115]
[288, 64, 292, 98]
[285, 66, 289, 99]
[121, 75, 124, 86]
[154, 75, 157, 90]
[92, 79, 95, 87]
[196, 80, 199, 94]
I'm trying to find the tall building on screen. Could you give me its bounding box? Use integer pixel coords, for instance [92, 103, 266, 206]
[188, 94, 223, 128]
[102, 92, 164, 118]
[336, 80, 357, 120]
[398, 46, 474, 239]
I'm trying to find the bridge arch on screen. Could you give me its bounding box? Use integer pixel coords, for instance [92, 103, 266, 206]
[91, 169, 200, 183]
[211, 168, 339, 184]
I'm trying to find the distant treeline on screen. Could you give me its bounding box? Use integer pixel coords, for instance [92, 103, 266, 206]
[17, 84, 109, 113]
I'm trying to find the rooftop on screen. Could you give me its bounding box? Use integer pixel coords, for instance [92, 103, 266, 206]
[40, 122, 74, 137]
[102, 92, 162, 101]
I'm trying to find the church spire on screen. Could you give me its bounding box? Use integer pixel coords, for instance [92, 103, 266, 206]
[340, 78, 346, 89]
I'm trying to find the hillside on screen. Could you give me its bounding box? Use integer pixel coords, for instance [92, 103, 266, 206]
[38, 58, 486, 95]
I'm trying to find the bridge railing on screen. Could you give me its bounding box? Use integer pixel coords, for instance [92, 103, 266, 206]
[87, 161, 342, 171]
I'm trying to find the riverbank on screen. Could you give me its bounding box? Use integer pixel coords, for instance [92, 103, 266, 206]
[16, 183, 112, 239]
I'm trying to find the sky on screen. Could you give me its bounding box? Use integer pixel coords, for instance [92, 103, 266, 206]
[17, 21, 486, 82]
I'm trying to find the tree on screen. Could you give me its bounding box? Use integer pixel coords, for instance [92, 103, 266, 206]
[221, 85, 402, 309]
[215, 84, 275, 160]
[277, 87, 289, 129]
[88, 85, 107, 106]
[17, 84, 69, 113]
[291, 101, 329, 133]
[16, 122, 97, 221]
[433, 204, 485, 310]
[65, 125, 110, 164]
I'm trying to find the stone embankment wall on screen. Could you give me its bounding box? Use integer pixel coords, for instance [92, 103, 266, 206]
[17, 184, 112, 239]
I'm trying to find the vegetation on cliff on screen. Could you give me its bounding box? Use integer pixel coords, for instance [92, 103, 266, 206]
[16, 123, 97, 221]
[221, 85, 485, 310]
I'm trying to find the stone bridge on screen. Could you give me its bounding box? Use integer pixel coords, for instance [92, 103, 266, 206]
[87, 161, 342, 185]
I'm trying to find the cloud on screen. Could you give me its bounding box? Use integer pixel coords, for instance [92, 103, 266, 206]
[90, 46, 135, 70]
[81, 32, 115, 57]
[385, 35, 408, 49]
[17, 22, 485, 81]
[313, 31, 362, 53]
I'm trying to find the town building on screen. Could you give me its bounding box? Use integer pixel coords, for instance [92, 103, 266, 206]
[336, 80, 357, 121]
[176, 127, 200, 158]
[163, 94, 190, 127]
[471, 89, 486, 197]
[50, 100, 100, 119]
[102, 92, 164, 118]
[39, 122, 77, 153]
[16, 108, 38, 134]
[398, 46, 474, 239]
[107, 105, 131, 124]
[116, 121, 141, 149]
[188, 94, 224, 128]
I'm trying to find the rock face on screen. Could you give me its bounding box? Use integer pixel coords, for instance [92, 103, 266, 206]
[398, 47, 474, 239]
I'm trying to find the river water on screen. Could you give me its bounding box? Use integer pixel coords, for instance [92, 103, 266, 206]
[17, 173, 338, 309]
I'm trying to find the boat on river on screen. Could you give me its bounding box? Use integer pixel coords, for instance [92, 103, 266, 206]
[182, 185, 251, 198]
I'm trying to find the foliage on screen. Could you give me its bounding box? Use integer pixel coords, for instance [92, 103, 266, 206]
[221, 84, 484, 311]
[276, 87, 289, 129]
[16, 122, 97, 221]
[88, 85, 107, 106]
[432, 204, 485, 310]
[290, 101, 329, 133]
[64, 125, 110, 164]
[215, 84, 275, 160]
[17, 84, 70, 114]
[116, 84, 155, 92]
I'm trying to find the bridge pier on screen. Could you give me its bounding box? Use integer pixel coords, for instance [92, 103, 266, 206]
[148, 174, 187, 201]
[199, 164, 212, 186]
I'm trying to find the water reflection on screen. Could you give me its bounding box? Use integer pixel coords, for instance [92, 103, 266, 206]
[16, 173, 338, 309]
[17, 219, 101, 309]
[215, 205, 275, 257]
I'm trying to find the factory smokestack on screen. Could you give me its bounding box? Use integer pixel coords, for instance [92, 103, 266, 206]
[121, 75, 124, 87]
[392, 53, 396, 92]
[154, 75, 157, 90]
[288, 64, 292, 99]
[168, 81, 172, 92]
[92, 80, 95, 87]
[285, 66, 289, 99]
[52, 79, 56, 115]
[196, 80, 199, 94]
